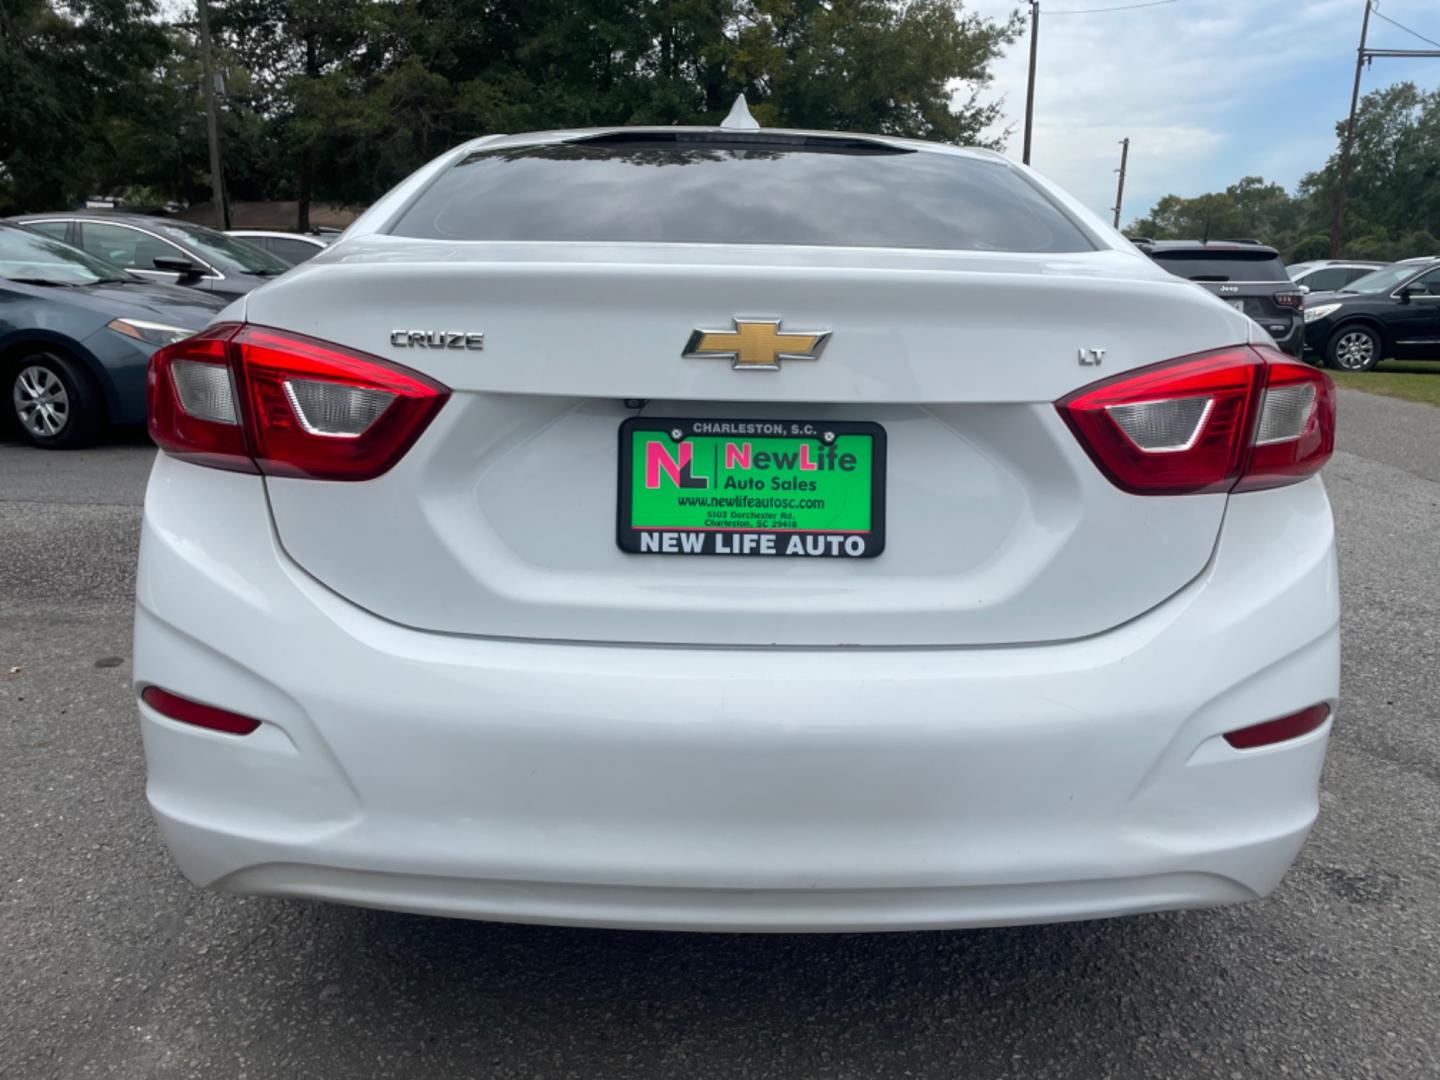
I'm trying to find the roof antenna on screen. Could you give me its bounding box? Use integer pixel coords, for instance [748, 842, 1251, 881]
[720, 93, 761, 131]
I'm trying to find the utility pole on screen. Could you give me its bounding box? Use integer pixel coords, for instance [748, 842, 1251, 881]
[1112, 138, 1130, 229]
[196, 0, 229, 230]
[1326, 4, 1440, 257]
[1329, 0, 1372, 258]
[1022, 1, 1039, 166]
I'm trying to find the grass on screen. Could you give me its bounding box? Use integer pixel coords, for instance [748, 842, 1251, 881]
[1327, 359, 1440, 407]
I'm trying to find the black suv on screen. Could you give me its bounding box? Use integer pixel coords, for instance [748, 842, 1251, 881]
[1135, 241, 1305, 357]
[1302, 258, 1440, 371]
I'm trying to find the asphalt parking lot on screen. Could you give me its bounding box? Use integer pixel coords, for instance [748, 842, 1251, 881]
[2, 389, 1438, 1080]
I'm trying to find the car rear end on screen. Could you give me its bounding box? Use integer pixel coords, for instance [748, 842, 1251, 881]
[132, 130, 1339, 931]
[1148, 244, 1306, 358]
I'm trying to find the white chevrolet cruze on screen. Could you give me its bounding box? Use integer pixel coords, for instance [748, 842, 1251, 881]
[135, 109, 1339, 932]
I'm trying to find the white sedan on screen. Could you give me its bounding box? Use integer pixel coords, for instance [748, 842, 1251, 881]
[223, 229, 331, 266]
[134, 102, 1339, 932]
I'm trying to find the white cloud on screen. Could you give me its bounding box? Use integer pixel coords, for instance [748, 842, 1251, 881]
[958, 0, 1440, 220]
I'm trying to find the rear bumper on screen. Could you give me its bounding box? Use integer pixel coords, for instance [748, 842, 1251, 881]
[1264, 317, 1304, 357]
[133, 458, 1339, 931]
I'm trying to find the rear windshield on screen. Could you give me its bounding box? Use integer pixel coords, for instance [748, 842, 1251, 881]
[151, 220, 291, 275]
[1150, 250, 1288, 282]
[389, 136, 1095, 253]
[1343, 263, 1427, 294]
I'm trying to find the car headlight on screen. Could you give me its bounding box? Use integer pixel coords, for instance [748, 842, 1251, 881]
[107, 318, 194, 347]
[1303, 303, 1342, 324]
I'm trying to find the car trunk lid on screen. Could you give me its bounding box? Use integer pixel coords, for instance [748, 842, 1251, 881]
[247, 243, 1243, 647]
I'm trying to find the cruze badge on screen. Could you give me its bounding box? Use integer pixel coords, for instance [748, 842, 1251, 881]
[390, 330, 485, 350]
[683, 318, 830, 371]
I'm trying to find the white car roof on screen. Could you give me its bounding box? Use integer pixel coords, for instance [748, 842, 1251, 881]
[228, 230, 328, 243]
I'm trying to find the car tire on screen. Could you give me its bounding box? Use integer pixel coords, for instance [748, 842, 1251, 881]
[7, 351, 104, 448]
[1325, 325, 1382, 372]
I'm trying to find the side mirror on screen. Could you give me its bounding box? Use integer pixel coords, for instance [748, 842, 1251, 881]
[1399, 282, 1428, 302]
[152, 256, 204, 280]
[1297, 284, 1311, 295]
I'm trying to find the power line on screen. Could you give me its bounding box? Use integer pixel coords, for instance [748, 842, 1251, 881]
[1018, 0, 1169, 167]
[1046, 0, 1178, 15]
[1047, 0, 1438, 28]
[1370, 8, 1440, 51]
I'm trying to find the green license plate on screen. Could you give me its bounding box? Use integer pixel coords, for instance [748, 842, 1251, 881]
[617, 418, 886, 557]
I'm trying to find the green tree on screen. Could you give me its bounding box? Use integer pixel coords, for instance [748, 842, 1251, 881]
[212, 0, 1020, 224]
[212, 0, 376, 226]
[1298, 82, 1440, 256]
[3, 1, 1022, 218]
[1126, 83, 1440, 262]
[738, 0, 1019, 145]
[1126, 177, 1300, 248]
[0, 0, 178, 212]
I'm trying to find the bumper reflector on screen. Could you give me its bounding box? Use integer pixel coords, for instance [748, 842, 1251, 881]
[141, 686, 261, 736]
[1223, 703, 1331, 750]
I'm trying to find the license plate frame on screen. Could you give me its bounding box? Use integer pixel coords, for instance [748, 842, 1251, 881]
[1227, 299, 1248, 313]
[617, 417, 886, 558]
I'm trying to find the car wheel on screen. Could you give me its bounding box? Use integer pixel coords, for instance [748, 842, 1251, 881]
[1325, 326, 1382, 372]
[8, 352, 103, 448]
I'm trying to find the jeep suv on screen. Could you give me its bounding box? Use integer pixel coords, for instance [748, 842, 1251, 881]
[1137, 241, 1305, 357]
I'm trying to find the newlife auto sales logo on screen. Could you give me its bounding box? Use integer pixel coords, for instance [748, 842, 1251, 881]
[618, 419, 886, 558]
[645, 435, 710, 489]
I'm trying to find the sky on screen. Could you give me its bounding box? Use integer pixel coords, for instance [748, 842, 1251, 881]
[963, 0, 1440, 226]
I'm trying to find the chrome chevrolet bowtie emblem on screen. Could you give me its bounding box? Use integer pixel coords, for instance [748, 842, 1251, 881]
[683, 318, 831, 371]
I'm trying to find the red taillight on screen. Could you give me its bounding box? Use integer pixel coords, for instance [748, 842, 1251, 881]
[1273, 292, 1304, 309]
[1223, 703, 1331, 750]
[234, 326, 450, 480]
[1057, 346, 1334, 496]
[141, 686, 261, 736]
[148, 323, 450, 481]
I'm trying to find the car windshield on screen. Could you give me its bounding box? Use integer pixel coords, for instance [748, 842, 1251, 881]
[1342, 264, 1428, 294]
[150, 221, 291, 274]
[0, 224, 131, 285]
[390, 135, 1096, 253]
